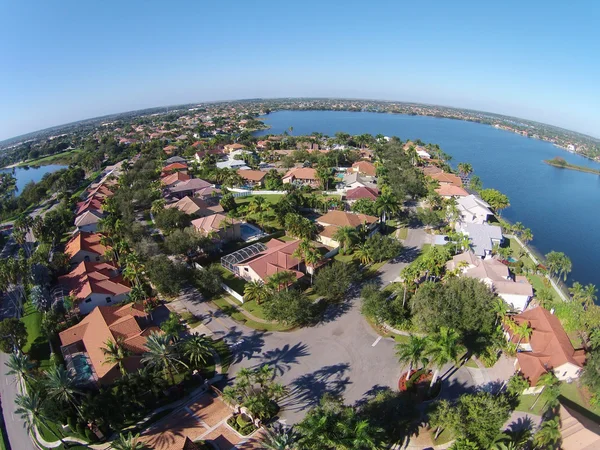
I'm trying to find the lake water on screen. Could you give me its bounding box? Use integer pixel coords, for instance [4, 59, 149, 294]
[256, 110, 600, 288]
[0, 164, 67, 196]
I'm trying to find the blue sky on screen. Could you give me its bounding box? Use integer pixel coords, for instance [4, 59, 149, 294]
[0, 0, 598, 140]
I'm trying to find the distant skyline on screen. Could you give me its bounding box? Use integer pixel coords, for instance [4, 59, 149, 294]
[1, 0, 598, 140]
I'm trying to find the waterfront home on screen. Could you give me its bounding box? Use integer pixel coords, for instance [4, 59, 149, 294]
[223, 238, 304, 284]
[224, 143, 246, 153]
[504, 307, 586, 389]
[436, 184, 470, 198]
[282, 167, 318, 187]
[65, 231, 110, 264]
[316, 210, 378, 248]
[447, 251, 533, 311]
[456, 222, 503, 258]
[57, 261, 131, 315]
[429, 171, 463, 187]
[237, 169, 267, 187]
[191, 213, 241, 242]
[345, 186, 380, 203]
[74, 210, 104, 233]
[456, 194, 494, 224]
[59, 303, 156, 385]
[166, 196, 223, 217]
[421, 166, 444, 176]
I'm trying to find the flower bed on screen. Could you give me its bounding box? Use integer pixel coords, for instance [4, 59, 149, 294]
[398, 368, 438, 402]
[226, 414, 257, 436]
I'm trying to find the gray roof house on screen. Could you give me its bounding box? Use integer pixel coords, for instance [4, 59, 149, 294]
[338, 172, 377, 191]
[459, 223, 503, 258]
[164, 156, 187, 165]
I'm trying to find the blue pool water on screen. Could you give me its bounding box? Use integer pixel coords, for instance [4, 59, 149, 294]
[72, 354, 93, 379]
[240, 223, 263, 241]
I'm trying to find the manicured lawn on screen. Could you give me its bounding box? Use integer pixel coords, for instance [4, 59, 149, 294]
[21, 302, 51, 369]
[464, 358, 479, 368]
[18, 149, 82, 167]
[559, 381, 600, 420]
[433, 427, 454, 446]
[506, 237, 535, 267]
[210, 295, 293, 332]
[234, 194, 283, 206]
[527, 273, 562, 303]
[214, 265, 247, 295]
[240, 299, 267, 320]
[278, 235, 296, 242]
[515, 392, 546, 416]
[334, 253, 355, 263]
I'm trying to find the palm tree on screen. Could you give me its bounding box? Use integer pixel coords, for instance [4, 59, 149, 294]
[426, 327, 460, 388]
[102, 338, 131, 376]
[304, 248, 321, 285]
[141, 332, 187, 384]
[182, 334, 213, 370]
[15, 391, 68, 446]
[4, 352, 34, 389]
[512, 320, 532, 347]
[354, 243, 374, 265]
[44, 365, 84, 415]
[533, 417, 561, 449]
[457, 162, 473, 177]
[530, 371, 560, 411]
[333, 226, 359, 255]
[267, 271, 296, 292]
[375, 192, 400, 223]
[396, 335, 429, 380]
[521, 228, 533, 246]
[261, 423, 299, 450]
[244, 280, 270, 304]
[151, 199, 165, 216]
[111, 431, 149, 450]
[249, 196, 268, 227]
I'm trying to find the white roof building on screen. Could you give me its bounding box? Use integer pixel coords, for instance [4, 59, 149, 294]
[456, 195, 494, 224]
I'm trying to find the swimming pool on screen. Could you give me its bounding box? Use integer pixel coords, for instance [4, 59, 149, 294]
[240, 223, 263, 241]
[72, 354, 93, 379]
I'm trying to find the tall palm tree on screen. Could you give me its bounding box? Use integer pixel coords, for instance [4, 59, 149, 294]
[267, 271, 296, 292]
[396, 335, 429, 380]
[141, 332, 187, 385]
[15, 391, 68, 446]
[244, 280, 270, 304]
[182, 334, 213, 370]
[426, 327, 460, 388]
[304, 248, 321, 284]
[102, 338, 131, 376]
[249, 196, 268, 227]
[354, 243, 374, 265]
[375, 192, 400, 223]
[533, 417, 561, 449]
[513, 320, 532, 347]
[111, 431, 149, 450]
[530, 371, 560, 411]
[5, 352, 34, 390]
[261, 423, 299, 450]
[457, 162, 473, 177]
[333, 226, 359, 255]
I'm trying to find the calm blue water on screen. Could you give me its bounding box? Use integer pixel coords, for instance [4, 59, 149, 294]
[256, 111, 600, 288]
[0, 164, 66, 196]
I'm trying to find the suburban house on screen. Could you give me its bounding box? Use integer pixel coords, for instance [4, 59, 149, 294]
[58, 261, 131, 315]
[349, 161, 377, 177]
[223, 143, 246, 153]
[161, 171, 191, 187]
[435, 184, 470, 198]
[457, 222, 503, 258]
[505, 307, 586, 387]
[316, 210, 378, 248]
[429, 172, 463, 187]
[237, 169, 267, 187]
[422, 166, 444, 176]
[160, 162, 188, 176]
[167, 178, 213, 199]
[456, 194, 494, 224]
[345, 186, 379, 203]
[86, 183, 114, 200]
[282, 168, 318, 186]
[447, 251, 533, 311]
[339, 172, 377, 191]
[76, 196, 104, 216]
[191, 213, 241, 242]
[163, 145, 177, 155]
[164, 155, 187, 165]
[74, 210, 104, 233]
[417, 148, 431, 159]
[59, 303, 157, 385]
[225, 238, 304, 284]
[194, 149, 224, 162]
[166, 196, 223, 217]
[65, 232, 110, 264]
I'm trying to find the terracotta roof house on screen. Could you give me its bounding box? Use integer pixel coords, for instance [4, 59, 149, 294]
[229, 238, 304, 284]
[74, 210, 104, 233]
[161, 172, 191, 187]
[166, 196, 223, 217]
[447, 251, 533, 311]
[76, 196, 104, 216]
[282, 168, 318, 186]
[191, 214, 241, 242]
[163, 145, 177, 155]
[316, 211, 378, 248]
[59, 303, 157, 385]
[161, 162, 188, 176]
[345, 186, 379, 202]
[422, 166, 444, 176]
[168, 178, 213, 199]
[194, 149, 224, 162]
[256, 140, 269, 149]
[505, 307, 586, 386]
[224, 143, 245, 153]
[435, 184, 470, 198]
[237, 169, 267, 186]
[58, 261, 131, 315]
[65, 232, 110, 264]
[350, 161, 377, 177]
[86, 184, 114, 200]
[429, 172, 463, 187]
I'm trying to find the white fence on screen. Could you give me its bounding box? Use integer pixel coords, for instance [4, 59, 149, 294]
[229, 188, 287, 197]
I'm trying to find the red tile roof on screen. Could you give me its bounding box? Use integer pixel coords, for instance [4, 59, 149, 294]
[435, 184, 469, 197]
[65, 232, 110, 260]
[317, 210, 378, 228]
[58, 261, 130, 302]
[351, 161, 377, 176]
[161, 172, 191, 186]
[237, 169, 266, 182]
[235, 238, 304, 283]
[429, 172, 463, 186]
[346, 186, 379, 201]
[191, 213, 239, 234]
[283, 167, 317, 181]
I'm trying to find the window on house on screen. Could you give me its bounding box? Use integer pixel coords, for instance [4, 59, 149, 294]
[84, 298, 91, 303]
[84, 256, 90, 262]
[106, 297, 111, 303]
[95, 256, 100, 261]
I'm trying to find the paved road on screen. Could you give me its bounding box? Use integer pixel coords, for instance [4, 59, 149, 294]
[378, 226, 433, 285]
[0, 353, 37, 450]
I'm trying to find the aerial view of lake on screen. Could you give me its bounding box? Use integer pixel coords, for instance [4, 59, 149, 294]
[0, 164, 66, 196]
[256, 110, 600, 288]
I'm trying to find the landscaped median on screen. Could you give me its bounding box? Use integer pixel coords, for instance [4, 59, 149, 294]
[210, 294, 295, 332]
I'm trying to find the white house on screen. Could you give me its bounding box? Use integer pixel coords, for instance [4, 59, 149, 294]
[74, 210, 104, 233]
[456, 195, 494, 224]
[457, 222, 503, 258]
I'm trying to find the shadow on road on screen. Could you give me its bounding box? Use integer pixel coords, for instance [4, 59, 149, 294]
[258, 342, 310, 376]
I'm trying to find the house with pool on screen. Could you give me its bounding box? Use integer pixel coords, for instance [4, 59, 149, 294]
[59, 303, 158, 385]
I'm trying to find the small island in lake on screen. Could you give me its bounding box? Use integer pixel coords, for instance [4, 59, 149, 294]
[543, 156, 600, 175]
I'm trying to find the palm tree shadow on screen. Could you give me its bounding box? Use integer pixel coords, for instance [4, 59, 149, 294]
[257, 342, 310, 376]
[279, 363, 352, 413]
[226, 329, 266, 364]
